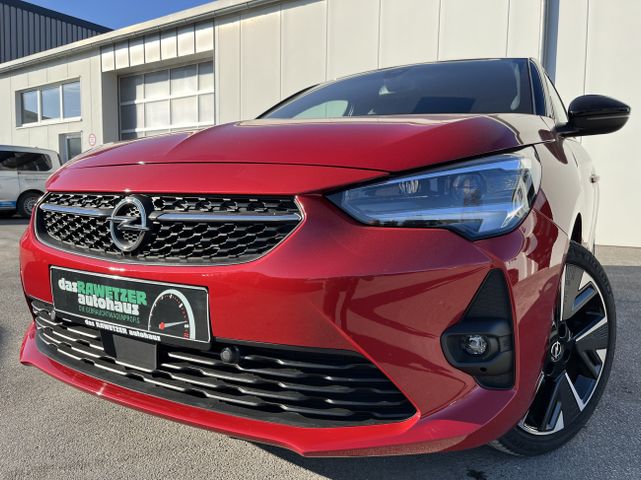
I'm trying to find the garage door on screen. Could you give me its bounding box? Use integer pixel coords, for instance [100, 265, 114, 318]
[119, 61, 214, 140]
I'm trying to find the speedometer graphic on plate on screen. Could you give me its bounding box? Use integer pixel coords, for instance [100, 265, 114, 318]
[148, 289, 197, 340]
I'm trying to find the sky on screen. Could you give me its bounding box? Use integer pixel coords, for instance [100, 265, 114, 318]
[26, 0, 215, 29]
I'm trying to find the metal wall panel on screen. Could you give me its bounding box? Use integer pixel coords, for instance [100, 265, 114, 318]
[100, 21, 215, 73]
[326, 0, 379, 79]
[215, 0, 545, 124]
[549, 0, 589, 102]
[215, 13, 241, 124]
[195, 21, 214, 53]
[0, 5, 7, 60]
[161, 29, 178, 60]
[506, 0, 545, 58]
[144, 33, 161, 63]
[281, 0, 326, 98]
[100, 44, 115, 71]
[551, 0, 641, 247]
[129, 37, 145, 66]
[439, 0, 511, 60]
[177, 25, 196, 57]
[240, 4, 281, 119]
[379, 0, 440, 68]
[0, 1, 109, 63]
[114, 41, 129, 69]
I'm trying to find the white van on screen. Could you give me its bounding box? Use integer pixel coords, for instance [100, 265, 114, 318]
[0, 146, 62, 218]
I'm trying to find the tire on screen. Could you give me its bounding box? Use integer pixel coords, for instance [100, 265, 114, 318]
[490, 241, 616, 456]
[17, 192, 41, 218]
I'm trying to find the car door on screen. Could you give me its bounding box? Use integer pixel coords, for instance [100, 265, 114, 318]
[544, 74, 598, 249]
[0, 150, 20, 209]
[566, 140, 598, 247]
[17, 151, 53, 194]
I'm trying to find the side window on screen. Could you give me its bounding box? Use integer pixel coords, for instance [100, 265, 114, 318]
[17, 153, 52, 172]
[545, 76, 569, 124]
[0, 151, 19, 170]
[0, 151, 52, 172]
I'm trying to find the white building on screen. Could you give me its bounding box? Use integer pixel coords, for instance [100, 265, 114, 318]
[0, 0, 638, 247]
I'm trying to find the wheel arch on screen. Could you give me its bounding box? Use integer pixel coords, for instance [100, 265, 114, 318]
[18, 189, 44, 202]
[571, 214, 583, 244]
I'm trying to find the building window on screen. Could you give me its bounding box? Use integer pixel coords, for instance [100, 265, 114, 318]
[63, 83, 81, 118]
[119, 61, 214, 140]
[20, 91, 38, 124]
[41, 86, 61, 120]
[18, 80, 81, 126]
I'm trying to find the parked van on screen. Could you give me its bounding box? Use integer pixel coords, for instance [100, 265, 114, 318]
[0, 146, 61, 218]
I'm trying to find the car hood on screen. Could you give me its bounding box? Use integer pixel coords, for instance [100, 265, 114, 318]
[68, 114, 552, 174]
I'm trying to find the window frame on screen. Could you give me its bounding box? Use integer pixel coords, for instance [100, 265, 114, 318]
[543, 74, 569, 126]
[118, 61, 215, 140]
[17, 79, 82, 127]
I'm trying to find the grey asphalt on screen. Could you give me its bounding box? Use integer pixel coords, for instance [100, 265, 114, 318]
[1, 219, 639, 480]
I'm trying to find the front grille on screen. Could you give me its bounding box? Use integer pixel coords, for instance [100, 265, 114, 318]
[32, 300, 416, 427]
[36, 192, 302, 265]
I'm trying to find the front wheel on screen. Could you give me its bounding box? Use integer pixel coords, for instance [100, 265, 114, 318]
[17, 192, 41, 218]
[490, 241, 616, 456]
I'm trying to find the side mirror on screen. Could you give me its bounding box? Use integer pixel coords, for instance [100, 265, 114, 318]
[558, 94, 630, 137]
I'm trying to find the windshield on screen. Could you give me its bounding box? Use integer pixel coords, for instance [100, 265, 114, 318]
[263, 59, 533, 119]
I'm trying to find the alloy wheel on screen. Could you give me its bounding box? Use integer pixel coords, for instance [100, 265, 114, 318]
[24, 197, 38, 216]
[519, 263, 610, 435]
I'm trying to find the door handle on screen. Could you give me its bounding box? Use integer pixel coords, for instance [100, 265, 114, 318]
[590, 174, 600, 184]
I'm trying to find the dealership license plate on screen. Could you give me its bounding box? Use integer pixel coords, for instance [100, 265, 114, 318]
[50, 267, 210, 344]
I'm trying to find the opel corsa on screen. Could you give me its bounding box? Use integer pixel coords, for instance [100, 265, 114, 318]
[19, 58, 630, 456]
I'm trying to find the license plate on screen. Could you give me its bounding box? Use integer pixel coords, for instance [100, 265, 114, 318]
[50, 267, 210, 344]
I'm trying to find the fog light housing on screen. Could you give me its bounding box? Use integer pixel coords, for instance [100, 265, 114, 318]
[460, 334, 489, 356]
[440, 270, 515, 389]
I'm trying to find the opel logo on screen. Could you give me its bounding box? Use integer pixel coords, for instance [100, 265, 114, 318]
[550, 341, 563, 362]
[108, 196, 151, 252]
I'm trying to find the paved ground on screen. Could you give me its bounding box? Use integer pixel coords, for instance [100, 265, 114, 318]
[1, 218, 639, 480]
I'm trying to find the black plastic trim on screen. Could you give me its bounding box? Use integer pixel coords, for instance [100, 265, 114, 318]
[441, 269, 515, 389]
[31, 299, 416, 428]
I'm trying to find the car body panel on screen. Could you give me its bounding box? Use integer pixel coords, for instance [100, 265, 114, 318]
[62, 114, 552, 174]
[534, 121, 598, 249]
[18, 58, 603, 456]
[0, 171, 19, 209]
[20, 194, 567, 455]
[45, 162, 387, 196]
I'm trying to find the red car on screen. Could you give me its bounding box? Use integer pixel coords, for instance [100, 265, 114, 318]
[20, 58, 629, 457]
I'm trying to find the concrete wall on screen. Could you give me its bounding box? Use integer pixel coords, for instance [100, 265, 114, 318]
[0, 49, 104, 154]
[214, 0, 546, 122]
[550, 0, 641, 247]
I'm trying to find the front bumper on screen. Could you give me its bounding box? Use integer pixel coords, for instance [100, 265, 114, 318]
[20, 195, 567, 456]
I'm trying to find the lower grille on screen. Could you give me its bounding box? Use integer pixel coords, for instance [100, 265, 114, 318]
[31, 300, 416, 427]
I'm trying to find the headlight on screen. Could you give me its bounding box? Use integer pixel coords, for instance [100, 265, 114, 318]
[327, 148, 541, 240]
